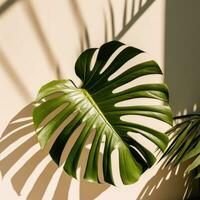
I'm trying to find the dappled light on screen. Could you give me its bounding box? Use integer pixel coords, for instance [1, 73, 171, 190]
[1, 0, 199, 199]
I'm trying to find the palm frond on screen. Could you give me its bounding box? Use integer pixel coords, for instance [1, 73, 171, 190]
[162, 114, 200, 178]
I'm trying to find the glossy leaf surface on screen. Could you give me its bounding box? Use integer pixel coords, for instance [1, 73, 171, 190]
[33, 41, 172, 185]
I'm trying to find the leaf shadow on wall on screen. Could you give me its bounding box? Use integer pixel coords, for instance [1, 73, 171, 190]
[74, 0, 156, 53]
[0, 104, 109, 200]
[136, 105, 200, 200]
[136, 0, 200, 199]
[0, 0, 157, 199]
[0, 0, 17, 15]
[136, 161, 194, 200]
[0, 0, 61, 80]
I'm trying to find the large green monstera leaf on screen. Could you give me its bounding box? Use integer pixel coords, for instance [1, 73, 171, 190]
[33, 41, 172, 185]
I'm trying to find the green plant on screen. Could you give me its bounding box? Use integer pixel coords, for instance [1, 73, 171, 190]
[33, 41, 172, 185]
[162, 113, 200, 199]
[163, 113, 200, 178]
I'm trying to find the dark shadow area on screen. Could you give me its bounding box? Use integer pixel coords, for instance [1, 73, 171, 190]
[79, 181, 108, 200]
[0, 104, 71, 199]
[136, 161, 194, 200]
[0, 104, 109, 199]
[0, 0, 17, 16]
[164, 0, 200, 115]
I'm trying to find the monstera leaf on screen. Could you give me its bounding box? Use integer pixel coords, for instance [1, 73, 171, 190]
[162, 114, 200, 179]
[33, 41, 172, 185]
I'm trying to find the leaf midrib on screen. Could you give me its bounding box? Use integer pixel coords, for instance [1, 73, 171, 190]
[81, 88, 123, 147]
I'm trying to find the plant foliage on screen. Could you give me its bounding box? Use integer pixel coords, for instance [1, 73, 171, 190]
[162, 114, 200, 179]
[33, 41, 172, 185]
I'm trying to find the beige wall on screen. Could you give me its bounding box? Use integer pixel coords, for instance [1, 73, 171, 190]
[0, 0, 196, 199]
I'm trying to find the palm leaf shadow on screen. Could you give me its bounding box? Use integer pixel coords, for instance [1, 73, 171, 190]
[78, 0, 156, 52]
[136, 160, 194, 200]
[0, 0, 61, 79]
[136, 106, 200, 200]
[0, 0, 17, 16]
[114, 0, 155, 40]
[0, 104, 108, 199]
[1, 0, 156, 199]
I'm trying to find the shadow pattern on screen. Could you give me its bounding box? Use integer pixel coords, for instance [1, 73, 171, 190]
[0, 104, 109, 199]
[136, 161, 194, 200]
[0, 0, 158, 199]
[73, 0, 155, 52]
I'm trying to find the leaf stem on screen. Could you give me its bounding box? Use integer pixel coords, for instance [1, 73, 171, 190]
[173, 113, 200, 120]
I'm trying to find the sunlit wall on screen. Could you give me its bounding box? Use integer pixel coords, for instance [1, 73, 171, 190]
[0, 0, 198, 199]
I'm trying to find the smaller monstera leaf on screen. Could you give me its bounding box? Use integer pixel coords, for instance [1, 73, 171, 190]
[162, 114, 200, 179]
[33, 41, 172, 185]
